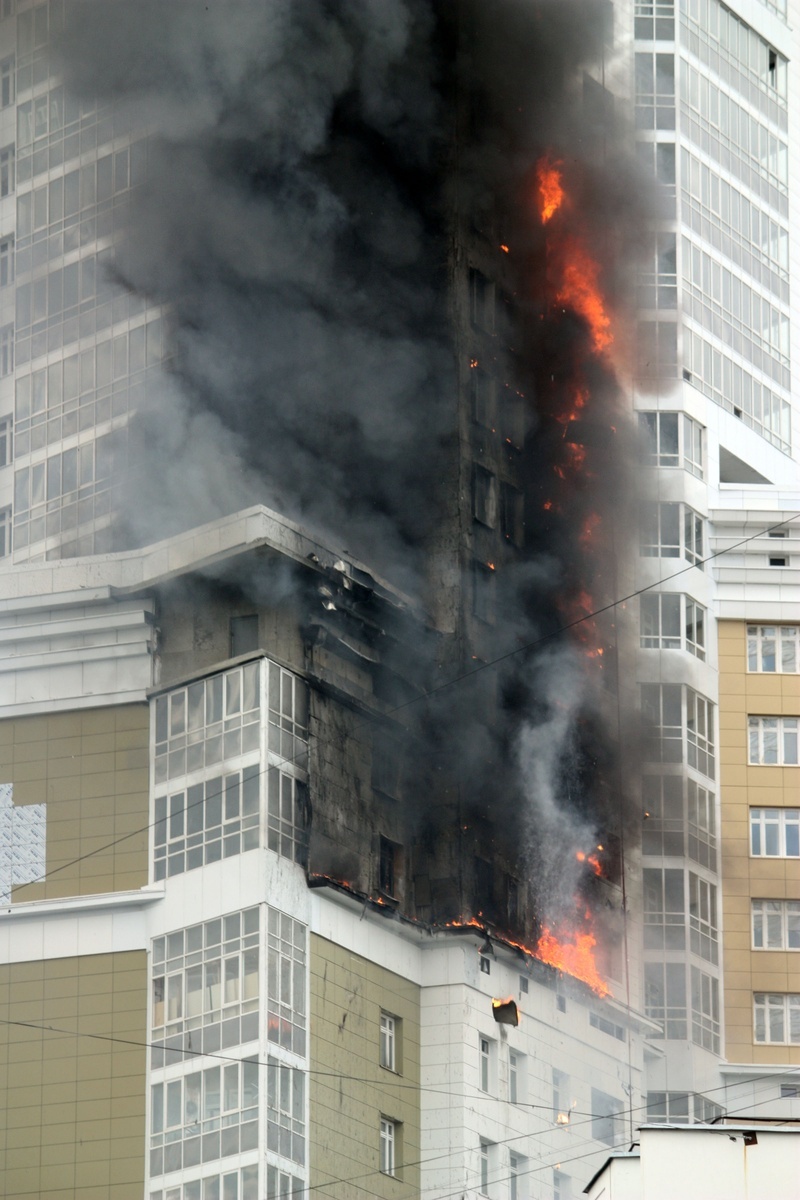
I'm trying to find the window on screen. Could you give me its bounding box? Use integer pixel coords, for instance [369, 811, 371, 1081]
[646, 1092, 689, 1123]
[380, 1118, 396, 1176]
[754, 993, 800, 1045]
[691, 966, 720, 1053]
[0, 145, 13, 196]
[509, 1051, 523, 1104]
[149, 1059, 259, 1177]
[751, 808, 800, 857]
[479, 1035, 491, 1093]
[267, 1059, 305, 1164]
[473, 465, 497, 527]
[479, 955, 491, 975]
[519, 975, 529, 994]
[0, 324, 12, 377]
[642, 774, 684, 856]
[590, 1011, 625, 1041]
[469, 268, 494, 331]
[380, 1012, 397, 1072]
[473, 559, 496, 623]
[379, 836, 401, 897]
[638, 233, 677, 308]
[644, 961, 687, 1039]
[470, 362, 495, 428]
[688, 779, 717, 870]
[500, 482, 524, 546]
[644, 867, 685, 950]
[553, 1170, 572, 1200]
[591, 1088, 622, 1146]
[640, 502, 704, 566]
[479, 1140, 491, 1194]
[687, 689, 715, 778]
[641, 683, 682, 762]
[0, 236, 12, 287]
[553, 1068, 570, 1124]
[267, 906, 307, 1056]
[509, 1152, 526, 1200]
[685, 599, 705, 659]
[0, 56, 13, 107]
[150, 908, 260, 1065]
[689, 872, 718, 963]
[637, 320, 678, 378]
[640, 592, 705, 659]
[638, 412, 704, 477]
[266, 1167, 303, 1200]
[781, 1085, 800, 1099]
[635, 51, 675, 129]
[752, 900, 800, 950]
[634, 0, 674, 40]
[154, 767, 261, 881]
[0, 507, 10, 557]
[749, 717, 798, 765]
[229, 614, 258, 657]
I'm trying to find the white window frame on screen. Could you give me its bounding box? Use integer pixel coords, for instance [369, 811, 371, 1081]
[690, 966, 720, 1054]
[479, 1035, 491, 1093]
[640, 501, 704, 566]
[0, 323, 12, 377]
[689, 871, 718, 964]
[748, 716, 798, 765]
[688, 778, 717, 870]
[509, 1050, 521, 1104]
[0, 506, 10, 558]
[752, 899, 800, 950]
[509, 1152, 526, 1200]
[748, 625, 799, 673]
[380, 1012, 396, 1072]
[380, 1117, 396, 1176]
[754, 993, 800, 1045]
[750, 808, 800, 857]
[479, 1140, 491, 1195]
[0, 235, 12, 287]
[640, 592, 706, 659]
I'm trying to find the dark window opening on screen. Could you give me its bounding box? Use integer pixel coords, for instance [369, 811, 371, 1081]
[230, 614, 259, 658]
[379, 836, 403, 899]
[769, 556, 788, 567]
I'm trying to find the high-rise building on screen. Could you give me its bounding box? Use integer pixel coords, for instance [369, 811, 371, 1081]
[0, 2, 798, 1200]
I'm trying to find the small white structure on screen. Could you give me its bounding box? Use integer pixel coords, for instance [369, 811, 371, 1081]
[584, 1123, 800, 1200]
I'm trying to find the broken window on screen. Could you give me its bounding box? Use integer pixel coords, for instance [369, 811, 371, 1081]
[472, 560, 496, 624]
[379, 836, 402, 898]
[470, 363, 495, 428]
[469, 267, 494, 332]
[473, 465, 497, 528]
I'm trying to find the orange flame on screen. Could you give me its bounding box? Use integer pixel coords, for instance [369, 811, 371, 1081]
[537, 157, 565, 224]
[536, 926, 609, 997]
[556, 237, 613, 353]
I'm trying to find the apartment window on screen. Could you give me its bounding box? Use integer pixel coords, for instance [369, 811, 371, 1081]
[509, 1051, 520, 1104]
[153, 766, 261, 881]
[553, 1068, 570, 1124]
[380, 1012, 397, 1072]
[0, 56, 13, 107]
[469, 268, 494, 331]
[638, 412, 704, 478]
[479, 1141, 491, 1194]
[267, 768, 308, 865]
[229, 614, 258, 658]
[644, 961, 687, 1039]
[688, 779, 717, 870]
[267, 1060, 306, 1164]
[644, 866, 685, 950]
[754, 993, 800, 1045]
[0, 507, 10, 558]
[479, 955, 491, 975]
[641, 683, 682, 763]
[646, 1092, 689, 1123]
[640, 593, 705, 659]
[691, 966, 720, 1053]
[0, 145, 13, 196]
[473, 559, 496, 623]
[267, 906, 307, 1056]
[509, 1153, 526, 1200]
[590, 1011, 625, 1041]
[694, 1094, 724, 1123]
[749, 717, 798, 765]
[642, 774, 684, 856]
[781, 1085, 800, 1099]
[685, 599, 705, 660]
[635, 51, 675, 129]
[751, 808, 800, 857]
[267, 1167, 303, 1200]
[152, 1165, 260, 1200]
[479, 1035, 491, 1093]
[0, 324, 12, 377]
[553, 1170, 572, 1200]
[634, 0, 674, 39]
[379, 835, 402, 897]
[380, 1119, 396, 1176]
[638, 233, 677, 309]
[689, 872, 718, 964]
[149, 1059, 259, 1177]
[0, 236, 12, 287]
[640, 501, 704, 566]
[473, 464, 497, 527]
[500, 482, 524, 546]
[752, 900, 800, 950]
[470, 363, 495, 428]
[748, 626, 800, 673]
[687, 689, 715, 778]
[637, 320, 678, 378]
[150, 908, 260, 1065]
[591, 1088, 622, 1146]
[373, 731, 403, 799]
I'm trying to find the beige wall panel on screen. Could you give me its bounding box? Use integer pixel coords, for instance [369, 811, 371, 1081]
[310, 934, 421, 1200]
[0, 706, 150, 901]
[720, 620, 800, 1064]
[0, 950, 147, 1200]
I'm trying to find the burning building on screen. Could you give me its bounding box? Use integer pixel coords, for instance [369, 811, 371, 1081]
[0, 1, 799, 1199]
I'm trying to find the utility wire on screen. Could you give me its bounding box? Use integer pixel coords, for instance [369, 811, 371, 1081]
[8, 510, 798, 899]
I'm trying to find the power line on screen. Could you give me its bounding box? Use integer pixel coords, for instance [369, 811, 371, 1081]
[9, 511, 798, 899]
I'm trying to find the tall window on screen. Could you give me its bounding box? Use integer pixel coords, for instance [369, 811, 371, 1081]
[0, 56, 13, 107]
[0, 416, 11, 467]
[479, 1141, 491, 1194]
[267, 1060, 305, 1164]
[688, 779, 717, 870]
[644, 961, 687, 1039]
[380, 1012, 397, 1072]
[0, 235, 12, 287]
[754, 993, 800, 1045]
[149, 1059, 259, 1178]
[509, 1152, 526, 1200]
[0, 507, 10, 558]
[267, 906, 307, 1057]
[591, 1089, 622, 1146]
[380, 1119, 396, 1176]
[0, 323, 12, 376]
[473, 465, 498, 527]
[644, 867, 685, 949]
[690, 967, 720, 1053]
[748, 717, 798, 765]
[553, 1068, 570, 1124]
[634, 0, 675, 39]
[689, 872, 718, 963]
[750, 808, 800, 857]
[509, 1051, 522, 1104]
[479, 1036, 491, 1093]
[641, 683, 682, 762]
[748, 625, 799, 673]
[752, 900, 800, 950]
[640, 502, 704, 566]
[640, 592, 705, 659]
[638, 233, 677, 309]
[687, 689, 715, 778]
[642, 774, 684, 856]
[0, 145, 13, 196]
[635, 51, 676, 129]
